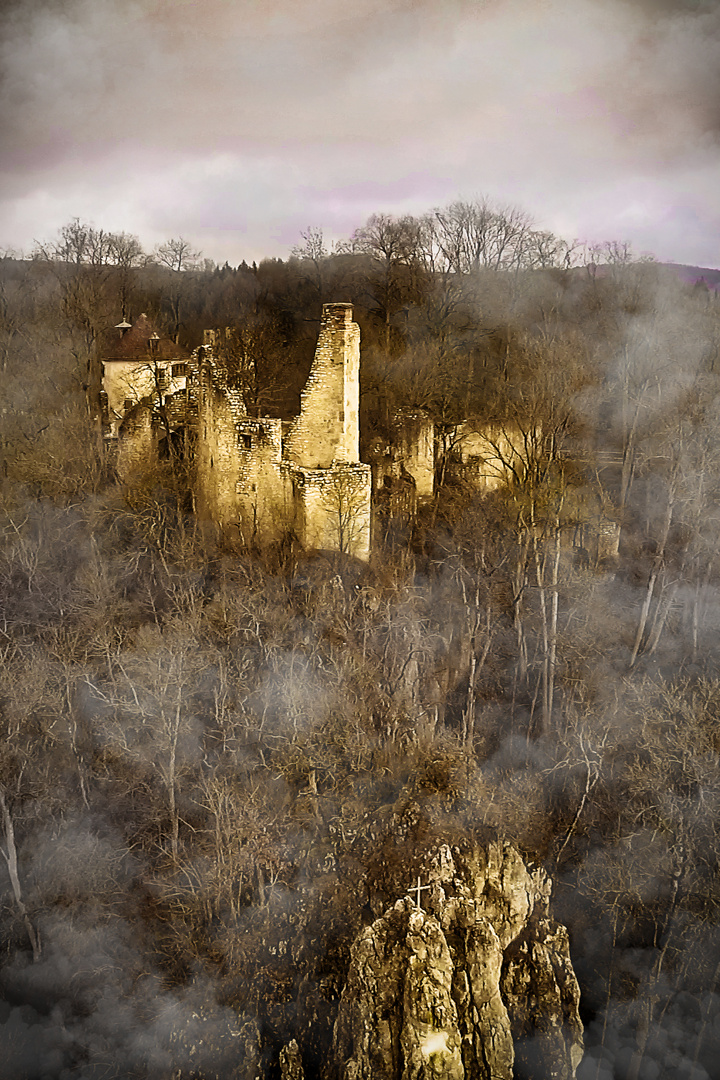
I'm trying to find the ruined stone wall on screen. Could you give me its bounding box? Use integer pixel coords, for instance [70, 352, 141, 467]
[285, 304, 361, 468]
[392, 409, 435, 499]
[194, 352, 292, 547]
[116, 404, 156, 476]
[193, 306, 371, 559]
[194, 351, 249, 532]
[203, 327, 240, 349]
[282, 303, 370, 559]
[291, 463, 372, 561]
[234, 416, 288, 546]
[455, 422, 531, 491]
[571, 519, 621, 565]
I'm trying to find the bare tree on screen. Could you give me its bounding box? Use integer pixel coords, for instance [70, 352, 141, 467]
[291, 226, 329, 312]
[0, 786, 41, 961]
[343, 213, 425, 353]
[425, 198, 539, 275]
[95, 632, 208, 864]
[154, 237, 201, 274]
[31, 220, 147, 443]
[153, 237, 202, 342]
[214, 311, 290, 416]
[106, 231, 146, 320]
[322, 468, 371, 559]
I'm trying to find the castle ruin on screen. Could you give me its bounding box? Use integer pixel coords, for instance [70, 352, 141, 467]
[99, 304, 619, 565]
[195, 303, 372, 560]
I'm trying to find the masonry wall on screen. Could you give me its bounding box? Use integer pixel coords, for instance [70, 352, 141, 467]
[194, 355, 291, 546]
[194, 304, 371, 560]
[392, 408, 435, 499]
[572, 519, 621, 565]
[103, 360, 187, 438]
[455, 423, 531, 491]
[285, 303, 361, 468]
[117, 404, 156, 476]
[194, 353, 248, 532]
[234, 417, 287, 546]
[291, 463, 372, 561]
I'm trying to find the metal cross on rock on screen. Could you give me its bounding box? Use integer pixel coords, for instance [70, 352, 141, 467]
[408, 876, 431, 909]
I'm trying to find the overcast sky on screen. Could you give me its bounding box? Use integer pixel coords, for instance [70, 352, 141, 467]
[1, 0, 719, 267]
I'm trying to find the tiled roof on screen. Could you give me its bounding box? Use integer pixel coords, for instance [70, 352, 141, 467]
[101, 314, 190, 361]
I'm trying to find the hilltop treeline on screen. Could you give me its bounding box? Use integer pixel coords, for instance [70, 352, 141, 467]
[1, 203, 720, 1078]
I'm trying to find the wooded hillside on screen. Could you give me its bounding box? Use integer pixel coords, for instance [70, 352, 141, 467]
[1, 204, 720, 1079]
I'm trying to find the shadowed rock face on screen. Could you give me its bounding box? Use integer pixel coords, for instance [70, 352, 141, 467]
[330, 842, 583, 1080]
[280, 1038, 305, 1079]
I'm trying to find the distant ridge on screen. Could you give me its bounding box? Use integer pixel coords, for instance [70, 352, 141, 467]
[3, 253, 719, 292]
[664, 263, 720, 292]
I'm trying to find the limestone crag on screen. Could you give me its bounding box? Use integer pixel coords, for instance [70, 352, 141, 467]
[500, 920, 584, 1080]
[331, 842, 583, 1080]
[279, 1039, 305, 1079]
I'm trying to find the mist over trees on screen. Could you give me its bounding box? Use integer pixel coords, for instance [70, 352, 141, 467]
[1, 198, 720, 1078]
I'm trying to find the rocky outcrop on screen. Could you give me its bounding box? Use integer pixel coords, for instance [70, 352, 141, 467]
[279, 1039, 305, 1079]
[501, 920, 583, 1080]
[331, 841, 583, 1080]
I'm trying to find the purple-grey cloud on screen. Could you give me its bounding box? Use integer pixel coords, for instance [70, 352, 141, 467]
[1, 0, 718, 266]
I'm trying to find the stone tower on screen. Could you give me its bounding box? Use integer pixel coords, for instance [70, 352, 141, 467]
[194, 302, 371, 560]
[285, 303, 361, 467]
[284, 303, 370, 560]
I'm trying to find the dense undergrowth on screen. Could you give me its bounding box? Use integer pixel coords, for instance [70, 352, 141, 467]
[1, 219, 720, 1077]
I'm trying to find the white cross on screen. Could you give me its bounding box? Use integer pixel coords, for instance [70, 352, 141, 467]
[408, 876, 432, 909]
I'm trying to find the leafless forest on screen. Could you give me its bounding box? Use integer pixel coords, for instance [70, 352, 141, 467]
[2, 203, 720, 1078]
